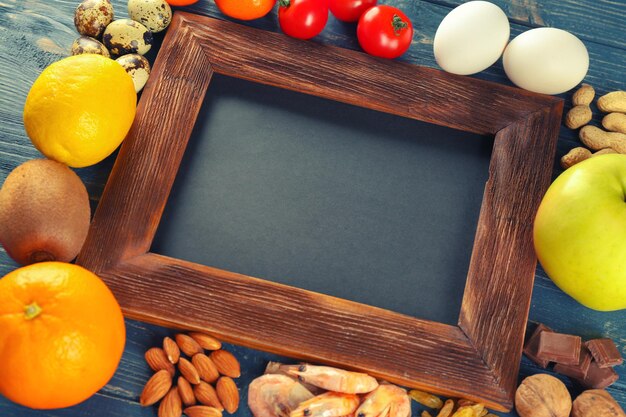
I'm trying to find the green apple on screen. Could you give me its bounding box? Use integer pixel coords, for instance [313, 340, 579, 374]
[534, 153, 626, 311]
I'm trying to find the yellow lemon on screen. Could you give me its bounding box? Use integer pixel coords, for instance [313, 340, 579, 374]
[23, 54, 136, 168]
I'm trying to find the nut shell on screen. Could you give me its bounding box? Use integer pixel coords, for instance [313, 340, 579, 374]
[572, 389, 626, 417]
[515, 374, 571, 417]
[74, 0, 114, 38]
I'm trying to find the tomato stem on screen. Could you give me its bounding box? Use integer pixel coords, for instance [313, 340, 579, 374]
[279, 0, 290, 7]
[391, 14, 408, 36]
[24, 302, 42, 320]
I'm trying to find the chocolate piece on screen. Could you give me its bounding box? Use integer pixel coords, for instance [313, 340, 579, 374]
[586, 338, 623, 368]
[554, 345, 592, 379]
[523, 323, 553, 368]
[537, 332, 581, 365]
[580, 360, 619, 389]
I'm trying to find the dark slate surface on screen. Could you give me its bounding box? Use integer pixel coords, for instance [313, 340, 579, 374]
[152, 74, 492, 325]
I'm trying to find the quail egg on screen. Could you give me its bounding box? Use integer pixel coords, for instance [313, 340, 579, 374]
[116, 54, 151, 93]
[128, 0, 172, 33]
[71, 36, 111, 57]
[74, 0, 114, 39]
[102, 19, 153, 56]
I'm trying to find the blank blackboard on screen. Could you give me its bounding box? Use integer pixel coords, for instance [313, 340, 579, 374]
[152, 74, 493, 325]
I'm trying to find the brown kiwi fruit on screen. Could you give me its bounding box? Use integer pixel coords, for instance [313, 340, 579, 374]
[0, 159, 91, 265]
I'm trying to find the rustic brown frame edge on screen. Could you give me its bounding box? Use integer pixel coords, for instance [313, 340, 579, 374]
[77, 12, 563, 411]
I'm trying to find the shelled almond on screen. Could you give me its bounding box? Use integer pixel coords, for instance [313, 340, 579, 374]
[140, 331, 241, 416]
[164, 337, 181, 364]
[210, 350, 241, 378]
[176, 334, 204, 357]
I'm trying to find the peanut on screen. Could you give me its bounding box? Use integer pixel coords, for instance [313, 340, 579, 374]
[572, 84, 595, 106]
[561, 147, 617, 169]
[598, 91, 626, 113]
[580, 126, 626, 153]
[565, 106, 593, 129]
[561, 147, 592, 169]
[603, 113, 626, 134]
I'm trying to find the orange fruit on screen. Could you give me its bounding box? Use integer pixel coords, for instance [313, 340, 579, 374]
[0, 262, 126, 409]
[214, 0, 276, 20]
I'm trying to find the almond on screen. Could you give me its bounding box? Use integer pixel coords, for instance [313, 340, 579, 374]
[140, 369, 173, 406]
[210, 350, 241, 378]
[192, 353, 220, 383]
[145, 347, 175, 376]
[194, 381, 224, 410]
[176, 333, 203, 357]
[159, 387, 182, 417]
[184, 406, 223, 417]
[189, 332, 222, 351]
[178, 376, 196, 407]
[164, 336, 181, 364]
[179, 357, 201, 384]
[216, 377, 239, 414]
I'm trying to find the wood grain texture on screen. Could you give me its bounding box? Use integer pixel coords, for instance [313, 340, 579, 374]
[77, 12, 562, 411]
[78, 18, 214, 269]
[0, 0, 625, 416]
[182, 13, 559, 136]
[104, 254, 500, 399]
[459, 105, 562, 396]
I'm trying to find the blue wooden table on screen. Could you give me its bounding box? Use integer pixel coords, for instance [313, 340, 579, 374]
[0, 0, 625, 416]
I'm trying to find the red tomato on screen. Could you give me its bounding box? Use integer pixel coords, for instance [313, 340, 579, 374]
[357, 5, 413, 59]
[278, 0, 329, 40]
[329, 0, 376, 22]
[166, 0, 199, 5]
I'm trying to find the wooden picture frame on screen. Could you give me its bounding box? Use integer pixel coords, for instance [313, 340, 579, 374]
[77, 12, 562, 411]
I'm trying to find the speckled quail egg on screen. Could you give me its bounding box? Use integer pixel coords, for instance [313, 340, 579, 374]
[102, 19, 153, 56]
[74, 0, 114, 39]
[116, 54, 151, 93]
[128, 0, 172, 33]
[71, 36, 111, 57]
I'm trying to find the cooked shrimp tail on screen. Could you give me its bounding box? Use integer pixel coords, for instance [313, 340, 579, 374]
[280, 364, 378, 394]
[290, 392, 360, 417]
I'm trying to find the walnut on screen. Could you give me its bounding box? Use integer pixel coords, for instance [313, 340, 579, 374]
[572, 389, 626, 417]
[515, 374, 571, 417]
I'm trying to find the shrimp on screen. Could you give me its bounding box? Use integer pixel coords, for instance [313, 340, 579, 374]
[248, 374, 315, 417]
[279, 364, 379, 394]
[355, 384, 411, 417]
[290, 392, 360, 417]
[265, 362, 324, 395]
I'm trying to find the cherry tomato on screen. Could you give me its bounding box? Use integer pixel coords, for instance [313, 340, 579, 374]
[165, 0, 199, 5]
[215, 0, 276, 20]
[278, 0, 329, 40]
[357, 5, 413, 59]
[329, 0, 376, 22]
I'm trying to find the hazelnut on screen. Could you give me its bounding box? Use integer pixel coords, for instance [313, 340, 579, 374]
[515, 374, 572, 417]
[572, 389, 626, 417]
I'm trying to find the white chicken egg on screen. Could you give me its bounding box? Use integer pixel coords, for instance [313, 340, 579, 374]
[503, 28, 589, 95]
[433, 1, 510, 75]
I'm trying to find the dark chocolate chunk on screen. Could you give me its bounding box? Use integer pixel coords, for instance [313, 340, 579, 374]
[554, 345, 592, 379]
[537, 332, 581, 365]
[580, 359, 619, 389]
[586, 338, 623, 368]
[523, 323, 553, 368]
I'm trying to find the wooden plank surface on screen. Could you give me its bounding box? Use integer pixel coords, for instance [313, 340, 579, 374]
[0, 0, 625, 416]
